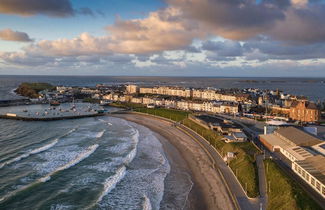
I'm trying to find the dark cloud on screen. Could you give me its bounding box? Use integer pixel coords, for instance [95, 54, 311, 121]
[269, 5, 325, 43]
[76, 7, 94, 16]
[202, 40, 243, 57]
[0, 0, 93, 17]
[0, 28, 33, 42]
[169, 0, 290, 40]
[243, 37, 325, 60]
[183, 45, 201, 53]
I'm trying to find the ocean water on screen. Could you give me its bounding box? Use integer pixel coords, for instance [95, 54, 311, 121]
[0, 109, 192, 210]
[0, 75, 324, 101]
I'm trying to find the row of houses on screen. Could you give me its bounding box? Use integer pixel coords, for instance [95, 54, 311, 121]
[128, 85, 249, 102]
[259, 127, 325, 199]
[103, 93, 239, 114]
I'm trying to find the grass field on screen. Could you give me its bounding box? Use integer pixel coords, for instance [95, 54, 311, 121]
[182, 118, 260, 197]
[110, 102, 189, 121]
[264, 159, 322, 210]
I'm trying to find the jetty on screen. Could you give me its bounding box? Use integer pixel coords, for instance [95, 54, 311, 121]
[0, 111, 105, 121]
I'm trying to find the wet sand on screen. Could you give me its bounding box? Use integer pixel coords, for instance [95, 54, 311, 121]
[113, 113, 235, 210]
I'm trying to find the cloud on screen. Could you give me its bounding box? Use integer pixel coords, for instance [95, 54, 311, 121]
[105, 8, 203, 54]
[244, 37, 325, 60]
[2, 0, 325, 75]
[0, 28, 33, 42]
[269, 5, 325, 43]
[0, 0, 93, 17]
[202, 40, 243, 57]
[168, 0, 290, 40]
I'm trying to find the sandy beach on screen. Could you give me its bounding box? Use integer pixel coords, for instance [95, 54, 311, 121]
[113, 113, 235, 210]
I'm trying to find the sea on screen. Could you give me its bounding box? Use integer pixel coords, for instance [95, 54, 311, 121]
[0, 75, 324, 101]
[0, 75, 324, 209]
[0, 104, 193, 210]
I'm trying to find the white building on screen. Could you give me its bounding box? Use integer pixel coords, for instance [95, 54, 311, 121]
[292, 155, 325, 198]
[126, 85, 138, 94]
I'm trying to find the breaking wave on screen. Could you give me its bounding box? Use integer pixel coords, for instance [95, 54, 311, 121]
[0, 128, 77, 170]
[39, 144, 99, 182]
[0, 139, 59, 169]
[0, 144, 99, 204]
[142, 195, 152, 210]
[97, 166, 126, 203]
[96, 130, 105, 138]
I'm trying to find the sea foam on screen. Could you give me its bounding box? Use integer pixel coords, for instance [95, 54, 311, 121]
[142, 195, 152, 210]
[39, 144, 99, 182]
[0, 128, 77, 169]
[96, 130, 105, 138]
[0, 144, 99, 204]
[97, 166, 126, 203]
[0, 139, 59, 169]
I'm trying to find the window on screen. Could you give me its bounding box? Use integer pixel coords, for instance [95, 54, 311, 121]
[306, 174, 309, 181]
[298, 167, 302, 174]
[302, 171, 306, 178]
[311, 178, 315, 186]
[316, 182, 321, 191]
[322, 186, 325, 196]
[294, 164, 297, 171]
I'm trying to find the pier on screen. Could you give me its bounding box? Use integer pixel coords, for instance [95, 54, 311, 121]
[0, 112, 105, 121]
[0, 103, 108, 121]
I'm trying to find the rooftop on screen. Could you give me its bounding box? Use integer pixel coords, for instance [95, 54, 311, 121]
[259, 133, 314, 161]
[296, 155, 325, 185]
[275, 127, 323, 147]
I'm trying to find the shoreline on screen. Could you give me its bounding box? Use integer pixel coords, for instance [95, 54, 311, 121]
[113, 113, 235, 210]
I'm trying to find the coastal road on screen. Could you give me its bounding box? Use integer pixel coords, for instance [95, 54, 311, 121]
[203, 114, 268, 209]
[177, 124, 262, 210]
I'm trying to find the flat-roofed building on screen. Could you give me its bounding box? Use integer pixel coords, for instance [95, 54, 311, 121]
[292, 155, 325, 198]
[260, 127, 325, 198]
[275, 126, 322, 147]
[312, 142, 325, 156]
[259, 127, 321, 162]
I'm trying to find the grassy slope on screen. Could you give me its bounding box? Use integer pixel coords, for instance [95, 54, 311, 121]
[264, 159, 322, 210]
[183, 118, 260, 197]
[15, 82, 55, 98]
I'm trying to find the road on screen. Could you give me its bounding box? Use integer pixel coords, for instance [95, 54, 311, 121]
[214, 114, 325, 209]
[177, 124, 262, 210]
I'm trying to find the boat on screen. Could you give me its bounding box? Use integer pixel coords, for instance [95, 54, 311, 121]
[99, 100, 112, 106]
[50, 101, 60, 106]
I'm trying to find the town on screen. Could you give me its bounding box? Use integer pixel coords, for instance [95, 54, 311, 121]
[15, 83, 323, 124]
[48, 84, 325, 204]
[1, 82, 325, 208]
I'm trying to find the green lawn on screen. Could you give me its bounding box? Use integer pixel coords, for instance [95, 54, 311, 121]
[111, 102, 189, 121]
[182, 118, 260, 197]
[134, 107, 189, 122]
[264, 159, 322, 210]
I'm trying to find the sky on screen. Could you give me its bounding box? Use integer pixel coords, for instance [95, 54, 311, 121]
[0, 0, 325, 77]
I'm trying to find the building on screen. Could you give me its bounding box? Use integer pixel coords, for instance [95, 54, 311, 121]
[259, 126, 325, 199]
[289, 100, 321, 123]
[126, 85, 138, 94]
[292, 155, 325, 198]
[259, 127, 322, 162]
